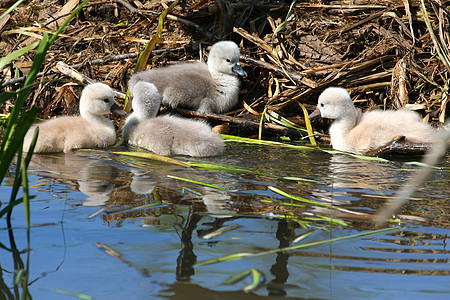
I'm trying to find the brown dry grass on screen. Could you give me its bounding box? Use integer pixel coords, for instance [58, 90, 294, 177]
[1, 0, 449, 139]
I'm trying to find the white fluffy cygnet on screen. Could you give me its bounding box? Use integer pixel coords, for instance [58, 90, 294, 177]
[122, 82, 225, 157]
[23, 82, 126, 153]
[128, 41, 247, 114]
[309, 87, 438, 155]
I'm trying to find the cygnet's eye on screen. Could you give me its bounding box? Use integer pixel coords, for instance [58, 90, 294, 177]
[226, 58, 231, 63]
[103, 98, 110, 103]
[320, 103, 324, 107]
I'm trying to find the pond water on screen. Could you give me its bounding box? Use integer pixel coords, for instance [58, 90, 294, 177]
[1, 141, 449, 299]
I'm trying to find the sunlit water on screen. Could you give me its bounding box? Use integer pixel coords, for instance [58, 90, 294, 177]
[1, 143, 449, 299]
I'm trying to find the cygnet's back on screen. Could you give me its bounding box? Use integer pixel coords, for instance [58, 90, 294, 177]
[123, 82, 225, 157]
[346, 109, 437, 154]
[129, 115, 224, 157]
[23, 83, 125, 153]
[128, 41, 246, 114]
[310, 87, 438, 154]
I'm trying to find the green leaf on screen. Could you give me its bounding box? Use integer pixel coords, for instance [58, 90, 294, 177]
[54, 289, 92, 300]
[272, 0, 297, 36]
[0, 91, 16, 106]
[243, 269, 264, 293]
[0, 107, 40, 186]
[265, 109, 311, 133]
[0, 42, 39, 71]
[167, 175, 227, 190]
[113, 151, 190, 167]
[223, 269, 252, 284]
[295, 101, 317, 146]
[0, 0, 25, 22]
[222, 134, 315, 151]
[269, 186, 334, 209]
[186, 162, 252, 174]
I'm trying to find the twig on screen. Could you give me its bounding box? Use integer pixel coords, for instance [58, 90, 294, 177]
[241, 56, 317, 88]
[168, 107, 306, 138]
[115, 0, 151, 17]
[166, 14, 218, 42]
[296, 4, 387, 10]
[1, 47, 187, 88]
[341, 10, 385, 34]
[55, 62, 126, 98]
[116, 0, 218, 42]
[55, 61, 93, 85]
[2, 53, 138, 87]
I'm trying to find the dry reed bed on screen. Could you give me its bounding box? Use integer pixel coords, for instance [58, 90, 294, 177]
[1, 0, 449, 137]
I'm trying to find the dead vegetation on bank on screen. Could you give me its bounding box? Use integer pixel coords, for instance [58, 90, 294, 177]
[1, 0, 449, 140]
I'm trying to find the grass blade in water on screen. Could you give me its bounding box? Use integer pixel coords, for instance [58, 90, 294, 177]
[54, 289, 92, 300]
[222, 134, 315, 151]
[293, 230, 316, 243]
[167, 175, 227, 190]
[301, 216, 348, 227]
[202, 224, 240, 240]
[223, 269, 252, 284]
[95, 242, 122, 259]
[223, 268, 265, 293]
[105, 203, 166, 215]
[244, 269, 264, 293]
[187, 162, 253, 174]
[282, 176, 319, 183]
[269, 186, 365, 216]
[113, 151, 190, 167]
[268, 186, 333, 208]
[195, 226, 401, 266]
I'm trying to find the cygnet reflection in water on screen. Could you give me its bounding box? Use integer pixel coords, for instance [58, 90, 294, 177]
[311, 153, 406, 206]
[129, 168, 157, 195]
[128, 167, 236, 217]
[27, 152, 121, 206]
[78, 162, 119, 206]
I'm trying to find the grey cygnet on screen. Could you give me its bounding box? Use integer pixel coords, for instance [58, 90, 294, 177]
[128, 41, 247, 114]
[122, 81, 225, 157]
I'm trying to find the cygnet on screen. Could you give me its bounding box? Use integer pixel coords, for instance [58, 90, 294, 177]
[128, 41, 247, 114]
[23, 82, 126, 153]
[309, 87, 438, 155]
[122, 81, 225, 157]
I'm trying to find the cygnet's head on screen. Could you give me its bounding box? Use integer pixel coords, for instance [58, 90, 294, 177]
[207, 41, 247, 77]
[131, 81, 161, 119]
[309, 87, 354, 120]
[79, 82, 126, 117]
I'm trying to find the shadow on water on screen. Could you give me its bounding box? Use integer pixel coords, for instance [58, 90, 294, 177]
[0, 143, 449, 299]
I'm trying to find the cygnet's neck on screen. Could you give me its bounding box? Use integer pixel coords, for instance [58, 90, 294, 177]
[80, 107, 112, 129]
[122, 101, 159, 140]
[122, 112, 139, 140]
[131, 82, 161, 119]
[329, 107, 358, 147]
[209, 69, 240, 110]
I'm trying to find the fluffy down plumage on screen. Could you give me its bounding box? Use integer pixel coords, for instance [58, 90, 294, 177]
[128, 41, 246, 114]
[309, 87, 438, 155]
[122, 81, 224, 157]
[23, 82, 125, 153]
